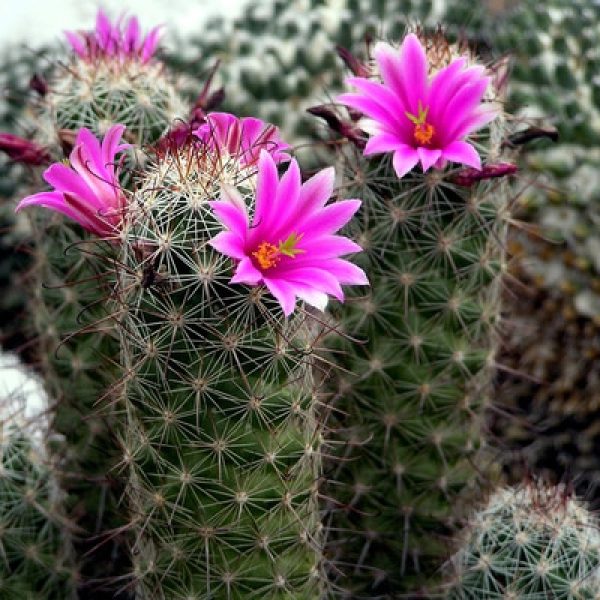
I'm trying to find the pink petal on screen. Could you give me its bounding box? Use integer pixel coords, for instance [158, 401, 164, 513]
[15, 191, 79, 221]
[392, 147, 420, 178]
[364, 132, 405, 155]
[305, 235, 363, 258]
[142, 26, 162, 62]
[64, 31, 86, 57]
[441, 140, 481, 169]
[209, 231, 247, 261]
[437, 78, 490, 143]
[262, 278, 297, 316]
[43, 163, 99, 203]
[253, 150, 279, 230]
[375, 38, 427, 116]
[417, 147, 443, 172]
[230, 257, 263, 285]
[324, 258, 369, 285]
[299, 199, 361, 239]
[449, 107, 498, 142]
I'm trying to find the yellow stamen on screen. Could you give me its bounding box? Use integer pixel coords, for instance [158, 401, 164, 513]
[253, 242, 280, 270]
[405, 100, 435, 146]
[252, 233, 305, 270]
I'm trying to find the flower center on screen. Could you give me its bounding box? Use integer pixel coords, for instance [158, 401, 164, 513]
[252, 232, 305, 271]
[406, 101, 435, 146]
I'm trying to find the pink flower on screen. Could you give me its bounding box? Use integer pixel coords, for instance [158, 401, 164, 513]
[209, 150, 368, 316]
[64, 9, 162, 64]
[16, 125, 130, 239]
[337, 34, 498, 179]
[194, 112, 291, 167]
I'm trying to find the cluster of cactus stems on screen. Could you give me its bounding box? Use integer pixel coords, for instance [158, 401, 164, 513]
[1, 4, 600, 600]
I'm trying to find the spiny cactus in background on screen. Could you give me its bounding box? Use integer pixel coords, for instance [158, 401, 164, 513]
[166, 0, 495, 164]
[0, 421, 78, 600]
[444, 479, 600, 599]
[311, 28, 516, 597]
[8, 11, 211, 597]
[109, 114, 366, 598]
[487, 0, 600, 509]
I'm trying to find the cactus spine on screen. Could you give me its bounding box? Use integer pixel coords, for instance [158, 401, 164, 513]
[315, 29, 515, 597]
[114, 140, 325, 599]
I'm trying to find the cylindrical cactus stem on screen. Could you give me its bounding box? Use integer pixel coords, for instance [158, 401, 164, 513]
[443, 479, 600, 600]
[111, 114, 367, 598]
[314, 27, 516, 596]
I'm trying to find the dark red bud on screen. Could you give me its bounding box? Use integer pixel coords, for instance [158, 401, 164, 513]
[0, 133, 52, 166]
[29, 73, 48, 96]
[336, 46, 371, 78]
[307, 105, 366, 149]
[453, 162, 517, 187]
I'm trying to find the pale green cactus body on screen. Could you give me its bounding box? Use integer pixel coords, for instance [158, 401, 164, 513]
[114, 144, 325, 599]
[444, 481, 600, 600]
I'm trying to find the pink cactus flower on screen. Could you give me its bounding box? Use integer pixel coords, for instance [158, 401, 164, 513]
[194, 112, 292, 167]
[64, 9, 162, 64]
[209, 150, 368, 316]
[16, 125, 130, 239]
[337, 33, 499, 179]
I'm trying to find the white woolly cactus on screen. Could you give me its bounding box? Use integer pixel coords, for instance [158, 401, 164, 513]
[444, 480, 600, 600]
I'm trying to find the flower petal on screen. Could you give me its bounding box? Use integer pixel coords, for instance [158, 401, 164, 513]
[441, 140, 482, 170]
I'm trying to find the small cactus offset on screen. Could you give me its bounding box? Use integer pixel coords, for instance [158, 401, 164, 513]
[312, 27, 515, 596]
[444, 479, 600, 600]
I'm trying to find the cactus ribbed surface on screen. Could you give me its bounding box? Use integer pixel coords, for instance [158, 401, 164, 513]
[114, 141, 325, 599]
[444, 480, 600, 600]
[315, 31, 514, 597]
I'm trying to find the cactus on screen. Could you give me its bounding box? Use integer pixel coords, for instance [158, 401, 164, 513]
[0, 419, 78, 600]
[22, 10, 187, 152]
[109, 117, 366, 598]
[311, 27, 515, 597]
[444, 479, 600, 599]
